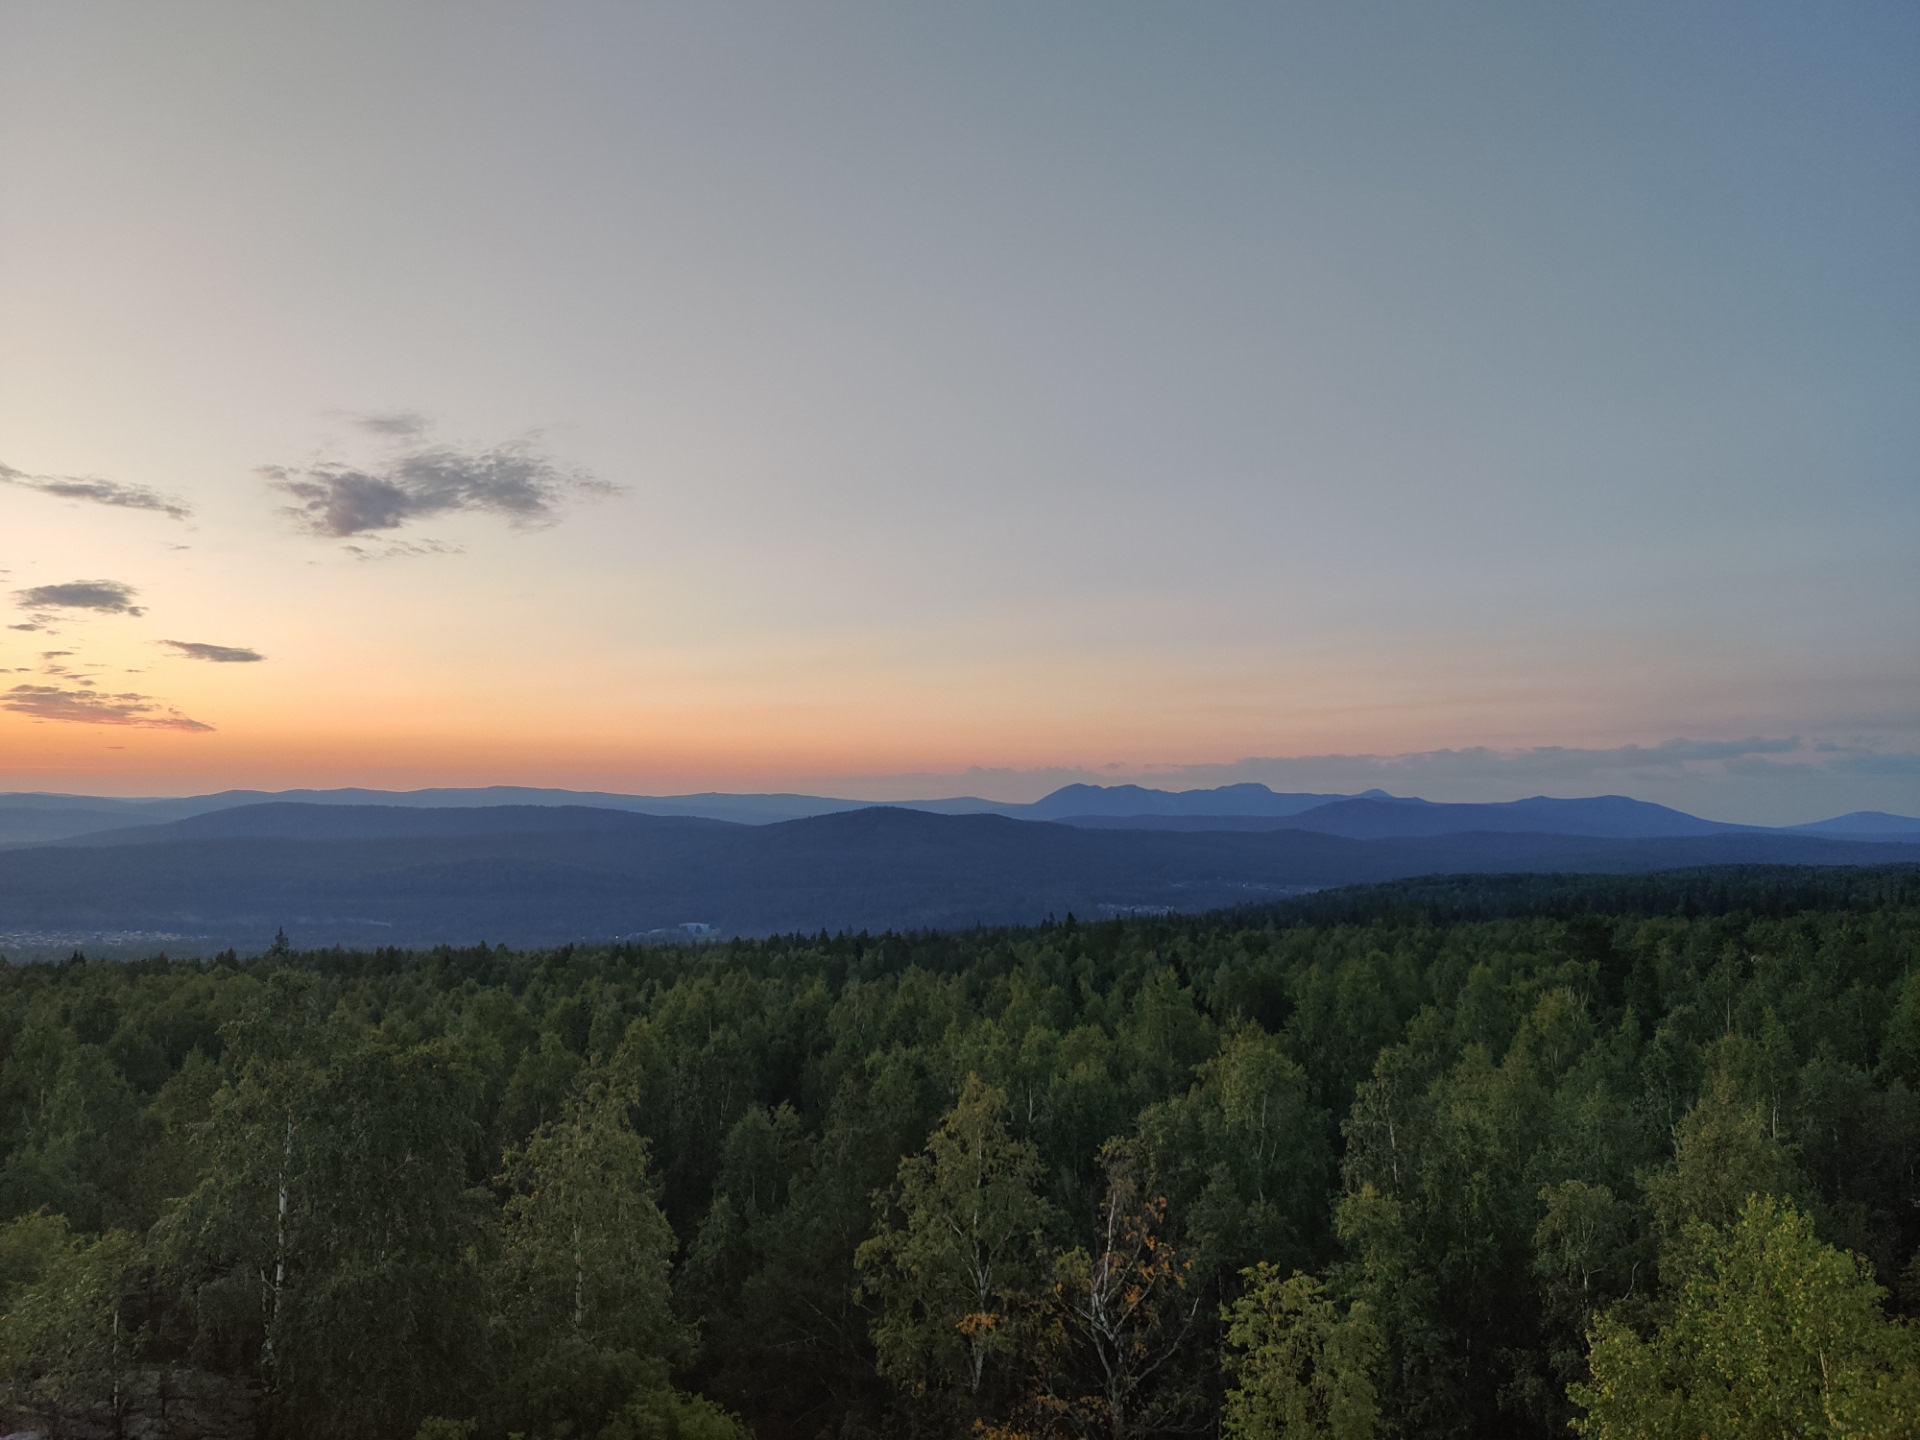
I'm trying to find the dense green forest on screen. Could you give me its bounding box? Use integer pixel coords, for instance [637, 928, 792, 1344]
[3, 865, 1918, 1439]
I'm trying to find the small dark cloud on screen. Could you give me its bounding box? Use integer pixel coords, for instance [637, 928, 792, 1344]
[0, 462, 191, 520]
[161, 639, 265, 663]
[13, 580, 145, 616]
[353, 410, 432, 438]
[40, 650, 71, 659]
[4, 683, 212, 731]
[8, 623, 41, 632]
[262, 426, 615, 540]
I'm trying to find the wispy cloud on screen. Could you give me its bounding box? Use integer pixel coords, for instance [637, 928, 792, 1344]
[341, 537, 463, 561]
[1, 462, 191, 520]
[1185, 737, 1810, 788]
[3, 683, 212, 731]
[262, 420, 615, 540]
[1809, 748, 1920, 778]
[161, 639, 265, 663]
[1027, 738, 1825, 794]
[13, 580, 145, 616]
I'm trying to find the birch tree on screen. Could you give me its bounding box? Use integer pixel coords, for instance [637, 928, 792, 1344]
[495, 1076, 688, 1438]
[155, 981, 491, 1440]
[1222, 1266, 1380, 1440]
[856, 1073, 1055, 1410]
[1048, 1148, 1202, 1440]
[0, 1215, 147, 1435]
[1572, 1196, 1920, 1439]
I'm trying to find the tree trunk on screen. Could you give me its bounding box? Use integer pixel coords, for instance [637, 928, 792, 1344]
[265, 1116, 292, 1370]
[574, 1221, 585, 1329]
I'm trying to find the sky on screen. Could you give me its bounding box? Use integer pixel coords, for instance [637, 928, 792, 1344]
[1, 2, 1915, 824]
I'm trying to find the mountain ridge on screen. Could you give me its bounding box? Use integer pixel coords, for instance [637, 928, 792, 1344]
[2, 782, 1914, 849]
[3, 801, 1918, 957]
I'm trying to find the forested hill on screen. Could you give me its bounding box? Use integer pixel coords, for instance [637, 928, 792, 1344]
[6, 802, 1920, 955]
[3, 865, 1918, 1439]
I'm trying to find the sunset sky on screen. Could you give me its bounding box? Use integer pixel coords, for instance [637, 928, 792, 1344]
[2, 3, 1915, 823]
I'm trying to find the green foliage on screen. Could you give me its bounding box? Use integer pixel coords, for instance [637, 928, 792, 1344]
[493, 1077, 687, 1438]
[1532, 1180, 1637, 1332]
[0, 865, 1915, 1439]
[1135, 1024, 1328, 1281]
[602, 1385, 746, 1440]
[1642, 1066, 1805, 1289]
[1571, 1196, 1920, 1440]
[1222, 1265, 1380, 1440]
[856, 1073, 1055, 1408]
[0, 1213, 147, 1425]
[155, 977, 495, 1438]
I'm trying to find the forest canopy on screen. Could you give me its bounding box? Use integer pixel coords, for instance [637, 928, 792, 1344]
[1, 864, 1917, 1439]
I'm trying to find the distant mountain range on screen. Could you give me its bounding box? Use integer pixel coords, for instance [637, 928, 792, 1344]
[0, 790, 1916, 957]
[0, 785, 962, 844]
[2, 781, 1916, 846]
